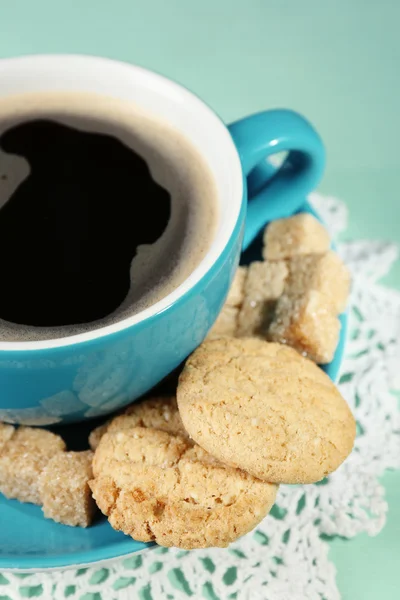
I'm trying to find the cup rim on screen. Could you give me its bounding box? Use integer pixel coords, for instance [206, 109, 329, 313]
[0, 54, 243, 352]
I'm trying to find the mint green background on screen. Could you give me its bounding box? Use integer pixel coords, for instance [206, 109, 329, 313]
[1, 1, 400, 597]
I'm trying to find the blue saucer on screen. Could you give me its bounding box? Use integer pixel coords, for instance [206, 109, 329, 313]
[0, 200, 347, 571]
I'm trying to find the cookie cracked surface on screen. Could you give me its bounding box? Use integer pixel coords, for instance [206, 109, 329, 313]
[89, 398, 277, 549]
[177, 337, 356, 484]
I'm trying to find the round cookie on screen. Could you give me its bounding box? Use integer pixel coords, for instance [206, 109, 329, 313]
[89, 396, 187, 450]
[90, 427, 277, 549]
[177, 337, 356, 484]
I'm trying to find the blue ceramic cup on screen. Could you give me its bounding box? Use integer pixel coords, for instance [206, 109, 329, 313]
[0, 55, 326, 425]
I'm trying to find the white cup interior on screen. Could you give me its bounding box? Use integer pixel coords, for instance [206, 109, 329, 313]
[0, 55, 243, 350]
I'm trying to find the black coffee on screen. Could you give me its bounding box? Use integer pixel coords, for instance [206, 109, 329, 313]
[0, 92, 218, 341]
[0, 119, 171, 327]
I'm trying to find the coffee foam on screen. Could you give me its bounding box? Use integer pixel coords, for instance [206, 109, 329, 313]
[0, 92, 218, 342]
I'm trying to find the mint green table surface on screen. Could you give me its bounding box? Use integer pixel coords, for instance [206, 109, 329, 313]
[1, 1, 400, 597]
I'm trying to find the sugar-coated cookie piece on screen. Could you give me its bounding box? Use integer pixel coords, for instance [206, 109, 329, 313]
[177, 338, 356, 484]
[269, 289, 340, 364]
[39, 450, 95, 527]
[237, 261, 288, 337]
[263, 213, 330, 260]
[90, 426, 277, 549]
[206, 306, 239, 340]
[89, 396, 187, 450]
[0, 427, 66, 504]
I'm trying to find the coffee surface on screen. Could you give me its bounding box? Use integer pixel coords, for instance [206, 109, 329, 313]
[0, 92, 218, 341]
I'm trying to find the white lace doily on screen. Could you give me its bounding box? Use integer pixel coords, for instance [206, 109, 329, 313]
[2, 193, 400, 600]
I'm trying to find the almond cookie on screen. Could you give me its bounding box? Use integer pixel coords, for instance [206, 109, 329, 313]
[89, 396, 187, 450]
[89, 402, 277, 549]
[177, 337, 356, 484]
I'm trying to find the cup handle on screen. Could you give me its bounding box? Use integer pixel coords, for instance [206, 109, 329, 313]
[228, 110, 326, 250]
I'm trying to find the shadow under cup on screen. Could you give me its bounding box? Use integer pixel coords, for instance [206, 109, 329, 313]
[0, 54, 337, 426]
